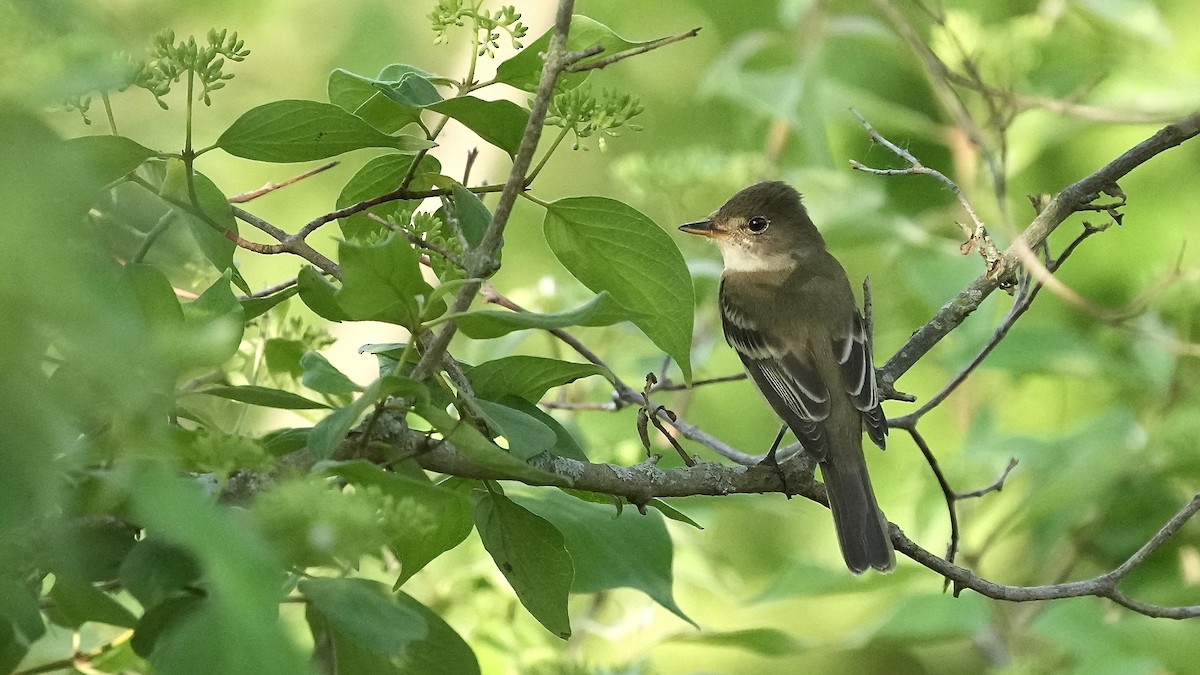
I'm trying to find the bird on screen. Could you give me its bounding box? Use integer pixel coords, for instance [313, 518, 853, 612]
[679, 181, 895, 573]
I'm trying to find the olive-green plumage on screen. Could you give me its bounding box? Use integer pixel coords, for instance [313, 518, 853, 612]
[680, 181, 894, 574]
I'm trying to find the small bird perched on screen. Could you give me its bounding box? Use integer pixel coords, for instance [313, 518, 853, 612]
[679, 181, 895, 573]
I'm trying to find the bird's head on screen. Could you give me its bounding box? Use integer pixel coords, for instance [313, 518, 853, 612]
[678, 181, 825, 273]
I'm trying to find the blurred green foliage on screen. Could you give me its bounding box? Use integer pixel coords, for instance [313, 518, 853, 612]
[3, 0, 1200, 673]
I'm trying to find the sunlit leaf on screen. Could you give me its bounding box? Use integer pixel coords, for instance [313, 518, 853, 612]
[217, 100, 434, 162]
[466, 355, 610, 402]
[427, 96, 529, 157]
[449, 291, 633, 339]
[544, 196, 694, 380]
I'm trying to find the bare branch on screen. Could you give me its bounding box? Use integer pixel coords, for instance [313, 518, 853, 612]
[850, 108, 1003, 281]
[956, 458, 1019, 500]
[878, 111, 1200, 392]
[346, 418, 1200, 619]
[228, 161, 338, 203]
[649, 373, 746, 392]
[241, 276, 298, 300]
[564, 27, 702, 73]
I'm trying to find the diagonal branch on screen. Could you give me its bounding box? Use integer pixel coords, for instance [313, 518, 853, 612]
[564, 27, 702, 73]
[878, 111, 1200, 392]
[409, 0, 580, 382]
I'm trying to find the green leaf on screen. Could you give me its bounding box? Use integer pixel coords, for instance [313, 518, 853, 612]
[118, 538, 202, 609]
[217, 100, 434, 162]
[467, 355, 609, 403]
[469, 397, 557, 460]
[48, 576, 139, 629]
[450, 291, 633, 339]
[393, 591, 480, 675]
[180, 271, 245, 367]
[668, 628, 805, 657]
[261, 428, 311, 456]
[130, 595, 203, 659]
[413, 401, 565, 484]
[335, 154, 442, 241]
[307, 376, 427, 459]
[326, 461, 473, 587]
[337, 234, 441, 326]
[123, 262, 183, 329]
[501, 397, 588, 461]
[544, 196, 694, 381]
[426, 97, 529, 157]
[263, 338, 305, 377]
[510, 487, 693, 625]
[646, 499, 702, 529]
[0, 580, 45, 674]
[495, 16, 655, 91]
[65, 135, 157, 190]
[176, 170, 239, 275]
[328, 65, 443, 134]
[129, 467, 307, 673]
[301, 350, 363, 394]
[306, 603, 398, 674]
[240, 286, 298, 321]
[369, 67, 447, 108]
[472, 490, 573, 639]
[48, 517, 140, 584]
[299, 577, 427, 655]
[450, 183, 490, 250]
[297, 266, 350, 321]
[196, 385, 330, 410]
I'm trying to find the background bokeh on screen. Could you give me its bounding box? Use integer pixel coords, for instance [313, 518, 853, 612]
[5, 0, 1200, 672]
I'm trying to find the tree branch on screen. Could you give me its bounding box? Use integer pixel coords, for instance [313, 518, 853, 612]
[409, 0, 580, 382]
[564, 27, 702, 73]
[350, 421, 1200, 619]
[878, 111, 1200, 392]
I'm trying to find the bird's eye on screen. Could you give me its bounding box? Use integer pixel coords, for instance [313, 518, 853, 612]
[747, 216, 770, 233]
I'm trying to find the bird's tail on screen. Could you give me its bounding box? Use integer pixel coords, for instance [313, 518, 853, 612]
[820, 451, 895, 574]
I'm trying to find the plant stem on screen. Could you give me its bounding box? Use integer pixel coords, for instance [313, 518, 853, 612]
[527, 125, 572, 182]
[132, 213, 174, 263]
[101, 91, 118, 135]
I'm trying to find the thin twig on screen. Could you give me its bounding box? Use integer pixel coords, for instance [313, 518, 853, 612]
[241, 276, 299, 300]
[878, 111, 1200, 390]
[230, 207, 341, 278]
[850, 108, 1001, 279]
[956, 458, 1019, 500]
[565, 27, 702, 73]
[290, 182, 510, 243]
[900, 423, 962, 567]
[228, 161, 338, 203]
[479, 285, 762, 465]
[649, 373, 746, 392]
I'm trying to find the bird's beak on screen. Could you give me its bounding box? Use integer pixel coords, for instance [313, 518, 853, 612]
[678, 220, 719, 238]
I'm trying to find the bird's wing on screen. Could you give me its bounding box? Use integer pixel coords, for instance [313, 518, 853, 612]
[720, 288, 832, 459]
[832, 310, 888, 449]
